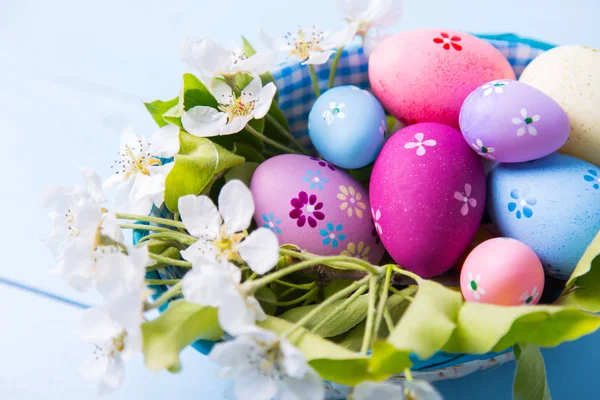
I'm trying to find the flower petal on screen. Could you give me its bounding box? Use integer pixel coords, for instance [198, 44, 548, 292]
[180, 37, 230, 78]
[253, 83, 278, 119]
[219, 180, 255, 233]
[220, 115, 252, 135]
[78, 349, 110, 381]
[321, 22, 358, 49]
[352, 381, 405, 400]
[241, 74, 263, 103]
[414, 132, 424, 142]
[148, 124, 180, 157]
[238, 228, 280, 274]
[74, 307, 122, 344]
[179, 194, 221, 239]
[511, 117, 522, 125]
[182, 106, 228, 137]
[521, 108, 528, 118]
[302, 49, 336, 65]
[258, 28, 289, 53]
[180, 238, 218, 265]
[78, 167, 106, 204]
[238, 50, 278, 75]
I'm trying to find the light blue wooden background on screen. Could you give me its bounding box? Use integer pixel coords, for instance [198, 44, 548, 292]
[1, 0, 599, 398]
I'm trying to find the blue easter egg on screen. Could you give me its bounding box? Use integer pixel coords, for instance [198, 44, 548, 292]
[487, 153, 600, 280]
[308, 85, 386, 169]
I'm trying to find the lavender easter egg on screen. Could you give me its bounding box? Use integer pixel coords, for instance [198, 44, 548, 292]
[308, 85, 387, 169]
[369, 29, 515, 128]
[460, 238, 545, 305]
[460, 80, 570, 162]
[487, 152, 600, 280]
[250, 155, 384, 263]
[370, 123, 486, 277]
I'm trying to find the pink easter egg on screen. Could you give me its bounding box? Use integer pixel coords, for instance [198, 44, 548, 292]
[369, 29, 516, 129]
[250, 154, 384, 264]
[460, 238, 545, 305]
[369, 123, 486, 277]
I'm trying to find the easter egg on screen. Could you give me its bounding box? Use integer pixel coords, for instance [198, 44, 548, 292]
[460, 238, 545, 305]
[519, 45, 600, 166]
[487, 152, 600, 280]
[369, 29, 515, 129]
[308, 85, 386, 169]
[453, 226, 495, 274]
[250, 154, 384, 263]
[460, 80, 570, 162]
[369, 123, 486, 278]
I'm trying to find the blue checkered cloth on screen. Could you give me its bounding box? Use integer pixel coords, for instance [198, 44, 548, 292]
[272, 33, 555, 144]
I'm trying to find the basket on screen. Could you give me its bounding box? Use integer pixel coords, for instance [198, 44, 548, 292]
[136, 32, 556, 397]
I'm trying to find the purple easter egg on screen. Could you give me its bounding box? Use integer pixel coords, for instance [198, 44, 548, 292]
[369, 123, 486, 278]
[250, 154, 385, 264]
[459, 80, 570, 162]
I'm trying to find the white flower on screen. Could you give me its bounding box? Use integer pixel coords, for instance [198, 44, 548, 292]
[322, 102, 346, 125]
[178, 179, 279, 275]
[182, 75, 276, 137]
[209, 328, 325, 400]
[180, 37, 276, 83]
[453, 183, 477, 217]
[471, 138, 496, 160]
[519, 286, 540, 305]
[404, 132, 437, 156]
[371, 207, 382, 235]
[353, 379, 442, 400]
[95, 246, 151, 300]
[467, 272, 486, 301]
[481, 80, 509, 96]
[335, 0, 404, 37]
[259, 24, 358, 65]
[182, 260, 265, 335]
[104, 125, 180, 215]
[511, 108, 541, 137]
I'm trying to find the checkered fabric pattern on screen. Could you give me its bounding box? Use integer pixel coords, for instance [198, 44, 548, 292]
[272, 34, 554, 144]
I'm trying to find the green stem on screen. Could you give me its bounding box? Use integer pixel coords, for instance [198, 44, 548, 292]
[374, 265, 393, 338]
[383, 306, 395, 333]
[283, 276, 371, 338]
[308, 64, 321, 97]
[279, 287, 299, 299]
[119, 224, 176, 233]
[391, 265, 421, 282]
[265, 114, 310, 155]
[328, 47, 344, 89]
[389, 286, 414, 302]
[361, 275, 378, 354]
[274, 280, 317, 291]
[257, 287, 317, 307]
[404, 368, 414, 382]
[146, 279, 180, 285]
[245, 124, 301, 155]
[145, 282, 182, 311]
[279, 248, 380, 275]
[115, 213, 185, 229]
[147, 253, 192, 269]
[310, 284, 368, 334]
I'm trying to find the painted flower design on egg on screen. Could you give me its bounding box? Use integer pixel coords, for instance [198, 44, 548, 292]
[302, 169, 328, 190]
[319, 222, 346, 248]
[481, 80, 509, 96]
[371, 207, 383, 236]
[433, 32, 462, 51]
[467, 272, 486, 300]
[289, 191, 325, 228]
[507, 189, 536, 219]
[337, 185, 367, 218]
[261, 213, 282, 235]
[404, 132, 437, 156]
[454, 184, 477, 216]
[310, 157, 336, 171]
[322, 102, 346, 126]
[341, 241, 371, 261]
[519, 286, 540, 305]
[584, 169, 600, 189]
[471, 139, 496, 160]
[511, 108, 541, 137]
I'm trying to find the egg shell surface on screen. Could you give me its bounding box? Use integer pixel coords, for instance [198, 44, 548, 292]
[250, 154, 384, 263]
[487, 152, 600, 280]
[369, 29, 516, 129]
[460, 80, 570, 162]
[460, 238, 545, 305]
[519, 45, 600, 166]
[308, 85, 387, 169]
[369, 123, 486, 278]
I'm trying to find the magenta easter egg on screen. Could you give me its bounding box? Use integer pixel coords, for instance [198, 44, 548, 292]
[369, 29, 516, 128]
[460, 238, 545, 305]
[369, 123, 485, 277]
[250, 155, 384, 263]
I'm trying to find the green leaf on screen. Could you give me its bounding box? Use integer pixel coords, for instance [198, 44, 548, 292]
[323, 279, 354, 299]
[139, 231, 197, 246]
[224, 162, 259, 186]
[279, 294, 369, 337]
[513, 343, 552, 400]
[163, 104, 184, 128]
[180, 73, 218, 111]
[443, 302, 600, 354]
[141, 300, 223, 372]
[233, 142, 265, 163]
[256, 286, 278, 315]
[388, 280, 463, 359]
[369, 341, 412, 377]
[144, 97, 179, 127]
[242, 36, 256, 56]
[164, 131, 245, 213]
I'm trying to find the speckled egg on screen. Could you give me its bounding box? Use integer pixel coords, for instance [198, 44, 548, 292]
[460, 80, 570, 162]
[520, 45, 600, 166]
[250, 154, 384, 263]
[369, 29, 516, 129]
[460, 238, 545, 305]
[487, 152, 600, 280]
[369, 123, 486, 278]
[308, 85, 386, 169]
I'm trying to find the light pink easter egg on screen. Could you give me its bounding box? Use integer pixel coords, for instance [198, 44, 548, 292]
[460, 238, 545, 305]
[369, 123, 485, 277]
[250, 155, 384, 264]
[369, 29, 516, 129]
